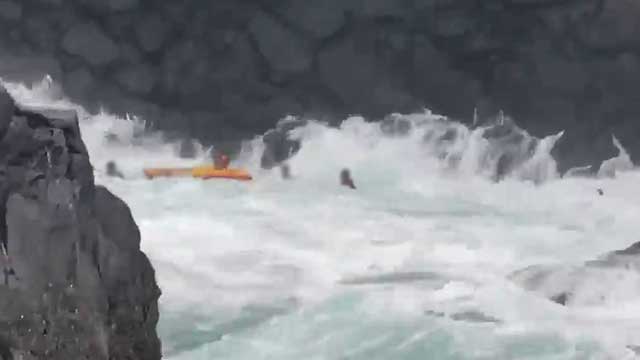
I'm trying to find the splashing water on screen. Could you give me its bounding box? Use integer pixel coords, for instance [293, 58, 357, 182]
[4, 78, 640, 360]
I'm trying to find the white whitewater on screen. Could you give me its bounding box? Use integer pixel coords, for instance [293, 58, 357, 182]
[4, 79, 640, 360]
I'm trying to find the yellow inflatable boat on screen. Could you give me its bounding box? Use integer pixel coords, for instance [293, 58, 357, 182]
[143, 166, 252, 181]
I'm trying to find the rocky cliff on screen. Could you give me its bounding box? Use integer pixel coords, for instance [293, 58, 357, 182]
[0, 85, 160, 359]
[0, 0, 639, 171]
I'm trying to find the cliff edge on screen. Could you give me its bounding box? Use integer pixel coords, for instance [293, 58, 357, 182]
[0, 85, 161, 359]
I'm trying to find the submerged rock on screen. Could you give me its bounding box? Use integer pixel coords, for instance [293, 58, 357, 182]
[450, 311, 501, 324]
[0, 85, 161, 359]
[510, 241, 640, 307]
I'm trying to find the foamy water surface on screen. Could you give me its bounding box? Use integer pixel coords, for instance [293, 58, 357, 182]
[6, 79, 640, 360]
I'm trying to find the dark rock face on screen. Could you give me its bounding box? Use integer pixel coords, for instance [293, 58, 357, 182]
[0, 1, 21, 21]
[0, 86, 161, 359]
[61, 22, 120, 66]
[1, 1, 640, 171]
[249, 11, 313, 74]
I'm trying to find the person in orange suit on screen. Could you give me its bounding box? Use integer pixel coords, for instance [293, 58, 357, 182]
[213, 151, 230, 169]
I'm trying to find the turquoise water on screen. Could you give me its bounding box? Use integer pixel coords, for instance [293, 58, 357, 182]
[7, 79, 640, 360]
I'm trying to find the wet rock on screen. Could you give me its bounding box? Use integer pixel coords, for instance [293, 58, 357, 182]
[411, 36, 480, 119]
[340, 271, 444, 285]
[432, 13, 475, 37]
[0, 55, 62, 85]
[533, 50, 588, 94]
[61, 22, 120, 65]
[360, 0, 412, 18]
[77, 0, 137, 14]
[94, 186, 140, 251]
[108, 0, 139, 12]
[135, 13, 169, 53]
[480, 119, 543, 181]
[318, 36, 378, 108]
[0, 337, 10, 360]
[0, 85, 161, 359]
[249, 10, 313, 73]
[279, 0, 347, 38]
[578, 0, 640, 49]
[114, 63, 156, 95]
[450, 311, 501, 324]
[0, 0, 21, 21]
[260, 118, 306, 169]
[628, 345, 640, 356]
[0, 87, 14, 138]
[63, 67, 95, 99]
[0, 0, 639, 175]
[511, 239, 640, 306]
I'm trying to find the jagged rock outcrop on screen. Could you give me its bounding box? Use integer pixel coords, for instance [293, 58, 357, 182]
[0, 85, 161, 359]
[510, 241, 640, 307]
[260, 118, 306, 170]
[1, 0, 640, 171]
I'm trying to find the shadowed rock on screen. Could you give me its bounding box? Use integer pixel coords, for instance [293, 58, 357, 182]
[0, 85, 161, 359]
[260, 118, 306, 169]
[249, 10, 313, 74]
[62, 22, 120, 66]
[0, 0, 640, 173]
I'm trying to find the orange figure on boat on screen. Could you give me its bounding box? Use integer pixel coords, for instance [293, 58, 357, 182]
[143, 150, 252, 181]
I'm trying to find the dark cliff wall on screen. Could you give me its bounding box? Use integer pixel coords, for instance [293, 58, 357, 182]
[0, 0, 639, 171]
[0, 86, 160, 359]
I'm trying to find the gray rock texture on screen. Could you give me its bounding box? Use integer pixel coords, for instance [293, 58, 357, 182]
[0, 0, 638, 172]
[0, 85, 161, 359]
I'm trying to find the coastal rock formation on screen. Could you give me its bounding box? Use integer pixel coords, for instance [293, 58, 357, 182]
[0, 1, 639, 171]
[510, 241, 640, 307]
[0, 85, 161, 359]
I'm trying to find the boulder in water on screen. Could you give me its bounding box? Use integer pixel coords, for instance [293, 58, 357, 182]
[260, 118, 306, 169]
